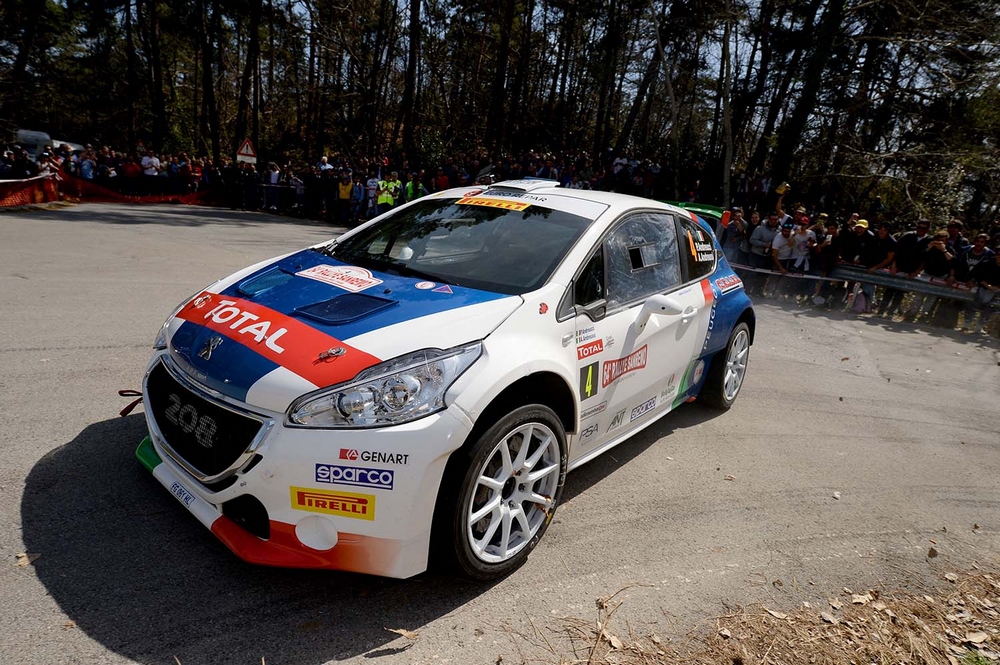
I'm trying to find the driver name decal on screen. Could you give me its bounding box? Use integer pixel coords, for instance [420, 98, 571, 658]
[296, 265, 383, 293]
[601, 345, 648, 387]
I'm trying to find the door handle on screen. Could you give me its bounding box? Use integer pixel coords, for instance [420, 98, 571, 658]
[681, 306, 698, 321]
[561, 332, 574, 347]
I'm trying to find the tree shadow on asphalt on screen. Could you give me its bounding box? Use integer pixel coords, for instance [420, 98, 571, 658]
[22, 405, 725, 664]
[561, 402, 724, 504]
[26, 202, 345, 232]
[753, 298, 1000, 351]
[21, 415, 492, 665]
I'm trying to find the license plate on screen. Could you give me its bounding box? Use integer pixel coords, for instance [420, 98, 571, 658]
[169, 480, 197, 507]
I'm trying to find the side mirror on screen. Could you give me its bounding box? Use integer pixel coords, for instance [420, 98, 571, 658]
[633, 294, 685, 333]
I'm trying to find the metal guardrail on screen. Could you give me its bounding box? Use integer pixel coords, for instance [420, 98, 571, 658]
[731, 262, 999, 308]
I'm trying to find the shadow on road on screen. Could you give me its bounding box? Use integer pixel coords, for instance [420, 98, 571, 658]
[21, 406, 722, 664]
[562, 402, 724, 503]
[20, 202, 345, 232]
[21, 415, 490, 664]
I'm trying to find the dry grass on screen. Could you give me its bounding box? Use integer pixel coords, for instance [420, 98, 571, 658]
[502, 571, 1000, 665]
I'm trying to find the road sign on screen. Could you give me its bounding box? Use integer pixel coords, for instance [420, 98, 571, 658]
[236, 138, 257, 164]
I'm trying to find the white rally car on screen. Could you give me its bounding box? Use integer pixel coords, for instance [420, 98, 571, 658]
[137, 180, 754, 580]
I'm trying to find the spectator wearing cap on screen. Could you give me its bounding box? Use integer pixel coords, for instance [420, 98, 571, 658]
[858, 221, 896, 315]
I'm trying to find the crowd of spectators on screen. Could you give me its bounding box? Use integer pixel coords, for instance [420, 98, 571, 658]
[4, 139, 998, 332]
[1, 142, 669, 222]
[719, 192, 1000, 334]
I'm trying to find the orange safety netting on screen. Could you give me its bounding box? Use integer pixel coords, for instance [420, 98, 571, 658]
[1, 173, 224, 207]
[58, 176, 219, 205]
[0, 174, 59, 206]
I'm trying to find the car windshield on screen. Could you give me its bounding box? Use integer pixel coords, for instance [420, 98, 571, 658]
[325, 197, 596, 295]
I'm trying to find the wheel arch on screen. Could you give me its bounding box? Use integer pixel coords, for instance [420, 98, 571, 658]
[430, 371, 575, 573]
[737, 306, 756, 345]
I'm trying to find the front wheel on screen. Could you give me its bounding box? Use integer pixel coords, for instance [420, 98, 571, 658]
[450, 405, 567, 581]
[700, 322, 750, 410]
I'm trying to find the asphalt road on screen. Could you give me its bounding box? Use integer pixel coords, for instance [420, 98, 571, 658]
[2, 203, 999, 664]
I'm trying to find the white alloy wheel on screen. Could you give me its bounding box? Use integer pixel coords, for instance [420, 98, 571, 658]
[466, 421, 561, 564]
[723, 328, 750, 402]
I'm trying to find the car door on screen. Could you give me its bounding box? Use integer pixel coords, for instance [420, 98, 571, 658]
[566, 211, 711, 467]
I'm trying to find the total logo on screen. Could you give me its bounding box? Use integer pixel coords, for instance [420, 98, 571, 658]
[316, 463, 394, 490]
[576, 339, 604, 360]
[339, 449, 410, 465]
[200, 299, 288, 352]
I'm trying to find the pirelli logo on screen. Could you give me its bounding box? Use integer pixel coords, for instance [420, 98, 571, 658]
[290, 486, 376, 521]
[456, 196, 531, 211]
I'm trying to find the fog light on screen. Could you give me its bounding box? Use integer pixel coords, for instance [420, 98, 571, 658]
[294, 515, 339, 551]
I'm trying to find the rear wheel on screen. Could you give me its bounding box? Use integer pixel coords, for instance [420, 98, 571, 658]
[449, 405, 567, 581]
[700, 322, 750, 410]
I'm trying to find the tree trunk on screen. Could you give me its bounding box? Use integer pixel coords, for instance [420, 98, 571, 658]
[487, 0, 516, 153]
[234, 0, 262, 158]
[401, 0, 421, 156]
[769, 0, 846, 184]
[146, 0, 169, 150]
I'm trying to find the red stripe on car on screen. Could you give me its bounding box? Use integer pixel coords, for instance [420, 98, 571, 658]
[177, 291, 381, 386]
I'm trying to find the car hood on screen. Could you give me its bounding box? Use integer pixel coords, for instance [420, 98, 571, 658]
[165, 249, 522, 412]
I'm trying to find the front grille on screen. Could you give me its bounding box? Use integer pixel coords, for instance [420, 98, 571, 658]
[146, 361, 263, 478]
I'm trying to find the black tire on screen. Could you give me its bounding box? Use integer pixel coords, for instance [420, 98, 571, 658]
[700, 322, 751, 410]
[443, 405, 568, 581]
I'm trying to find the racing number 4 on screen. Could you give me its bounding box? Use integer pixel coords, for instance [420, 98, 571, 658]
[580, 361, 599, 400]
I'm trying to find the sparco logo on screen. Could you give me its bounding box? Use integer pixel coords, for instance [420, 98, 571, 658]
[601, 345, 648, 387]
[316, 464, 394, 490]
[339, 449, 410, 465]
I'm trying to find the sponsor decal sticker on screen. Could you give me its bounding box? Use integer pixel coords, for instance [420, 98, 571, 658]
[539, 303, 549, 314]
[176, 291, 381, 387]
[580, 400, 607, 420]
[580, 423, 599, 440]
[630, 396, 657, 422]
[169, 481, 196, 507]
[316, 464, 394, 490]
[456, 196, 531, 211]
[296, 264, 383, 293]
[291, 486, 375, 521]
[658, 373, 678, 405]
[432, 284, 453, 294]
[579, 361, 599, 400]
[604, 334, 616, 349]
[692, 359, 706, 385]
[576, 338, 604, 360]
[601, 345, 648, 387]
[339, 449, 410, 465]
[715, 274, 743, 294]
[607, 408, 626, 433]
[414, 281, 436, 290]
[575, 326, 597, 343]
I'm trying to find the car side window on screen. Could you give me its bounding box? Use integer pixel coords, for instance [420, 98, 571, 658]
[677, 217, 717, 280]
[605, 213, 681, 309]
[574, 248, 604, 306]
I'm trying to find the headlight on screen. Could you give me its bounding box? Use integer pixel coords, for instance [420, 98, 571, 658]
[153, 289, 210, 350]
[288, 342, 482, 428]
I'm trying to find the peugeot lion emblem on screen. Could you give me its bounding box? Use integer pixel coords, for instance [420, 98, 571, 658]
[199, 336, 223, 361]
[316, 346, 347, 363]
